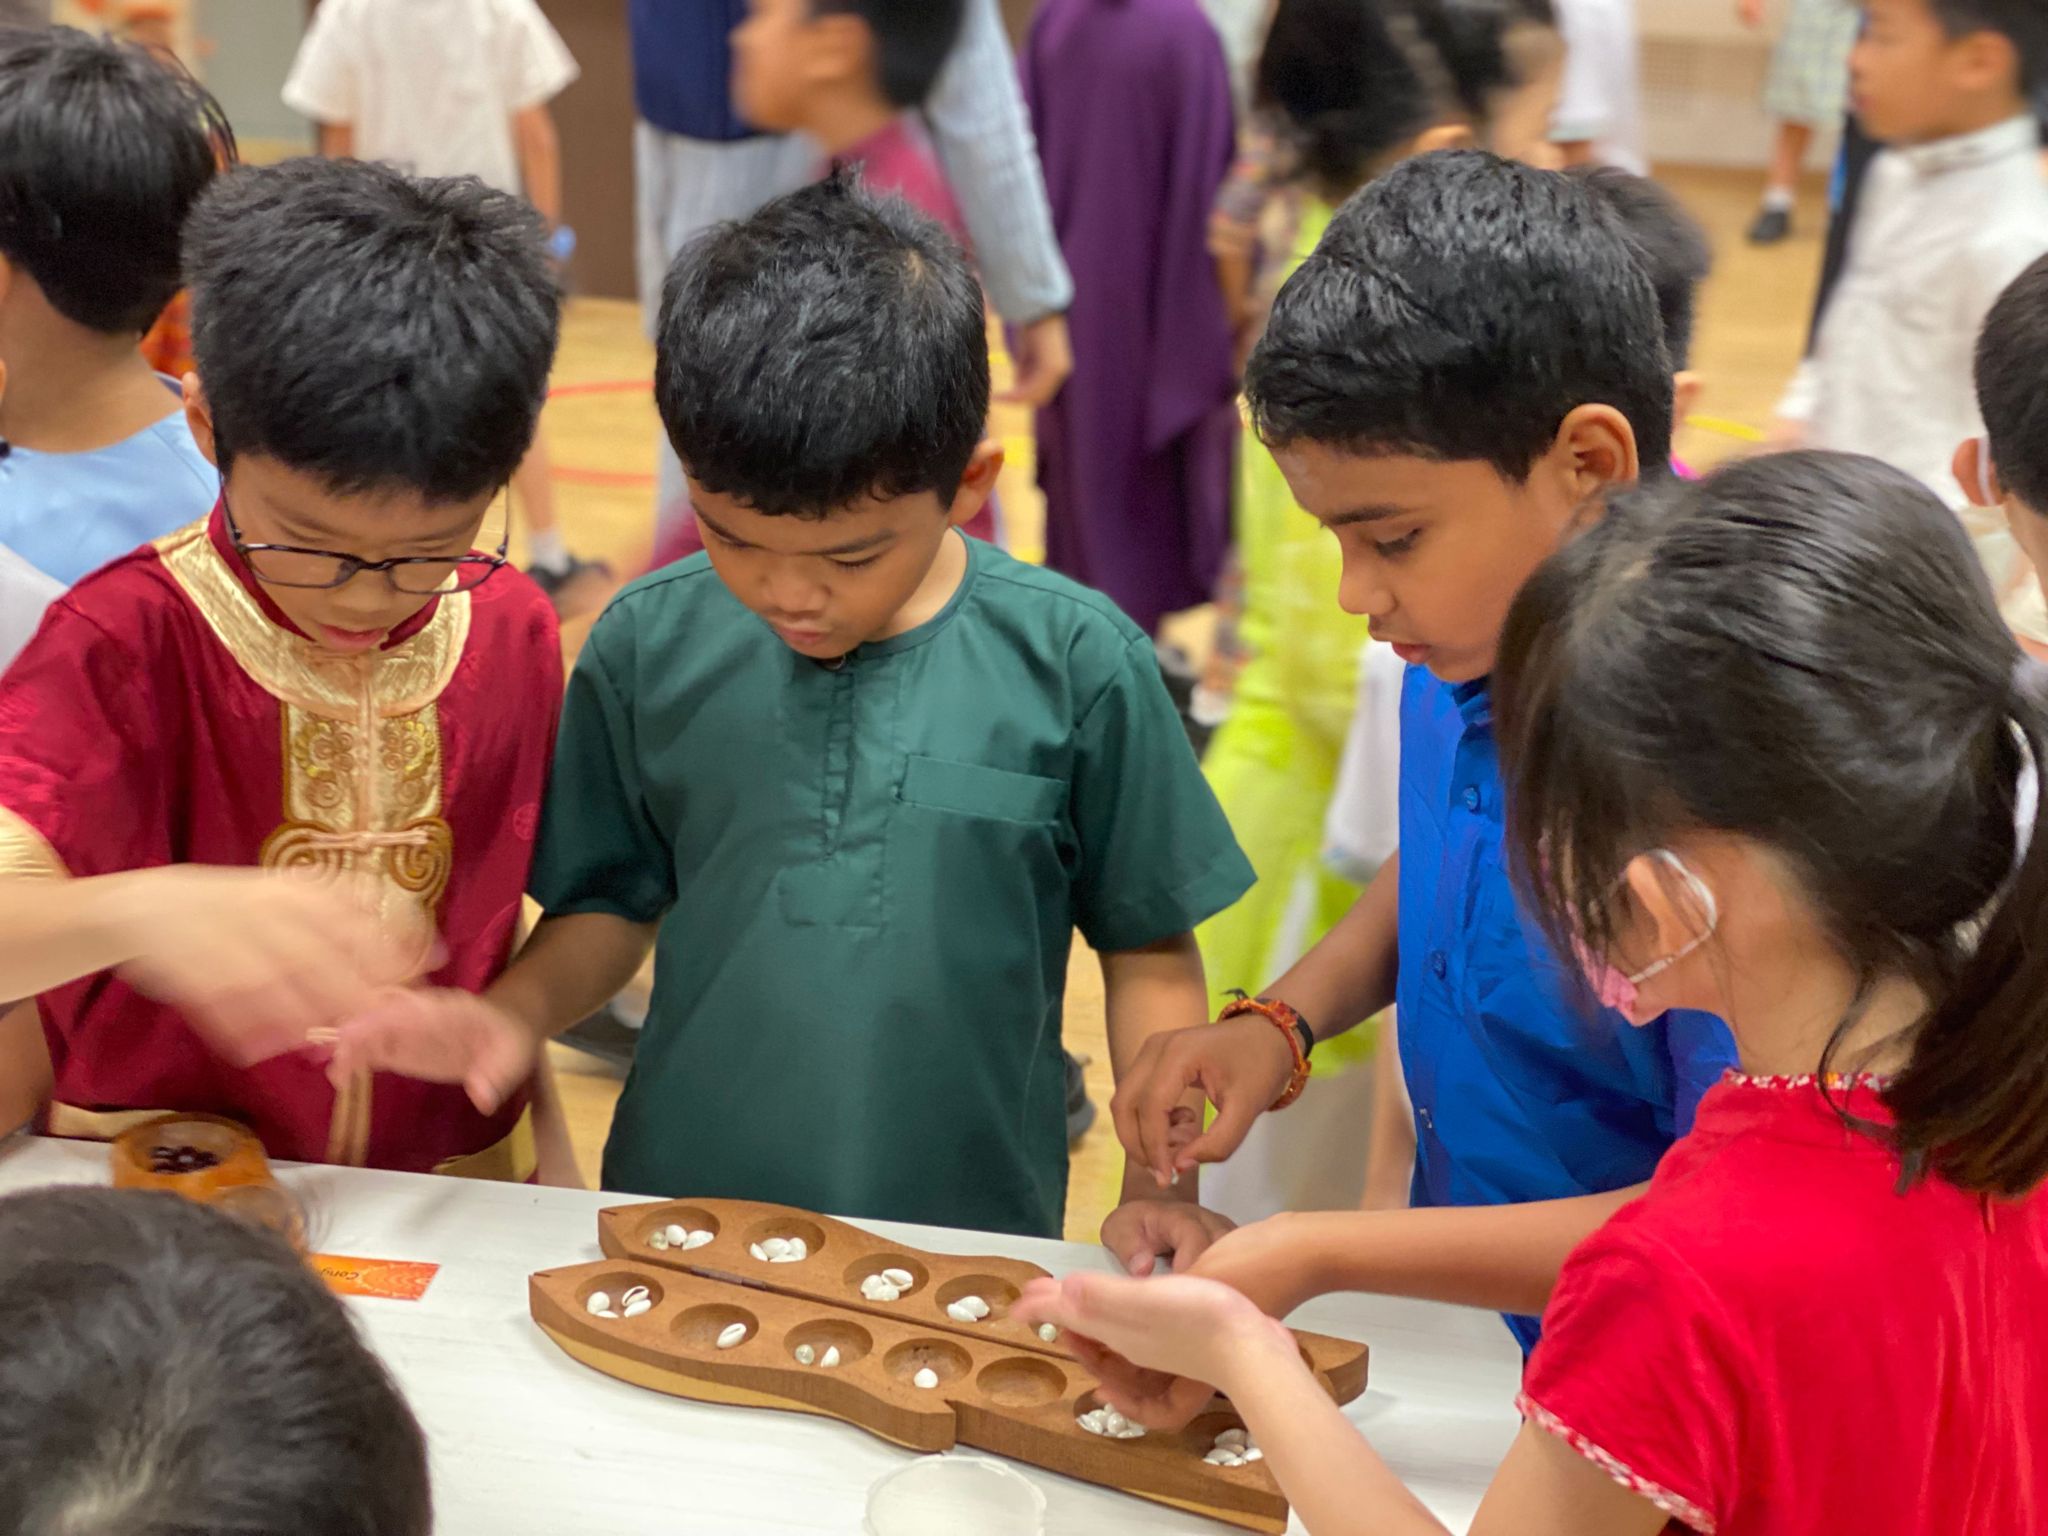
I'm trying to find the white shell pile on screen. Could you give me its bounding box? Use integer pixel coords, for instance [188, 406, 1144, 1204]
[912, 1367, 940, 1390]
[1077, 1405, 1146, 1440]
[944, 1295, 992, 1324]
[585, 1287, 654, 1321]
[859, 1268, 916, 1302]
[649, 1223, 715, 1253]
[792, 1343, 846, 1368]
[1203, 1428, 1263, 1467]
[749, 1237, 809, 1264]
[585, 1291, 618, 1319]
[715, 1322, 750, 1350]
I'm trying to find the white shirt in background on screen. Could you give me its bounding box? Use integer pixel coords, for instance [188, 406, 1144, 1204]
[283, 0, 578, 196]
[0, 543, 60, 674]
[1548, 0, 1647, 174]
[1779, 116, 2048, 604]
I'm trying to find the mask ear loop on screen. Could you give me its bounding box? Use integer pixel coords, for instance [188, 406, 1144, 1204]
[1623, 850, 1721, 987]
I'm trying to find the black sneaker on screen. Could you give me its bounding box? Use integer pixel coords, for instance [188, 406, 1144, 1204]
[525, 554, 615, 616]
[554, 1004, 640, 1072]
[1746, 206, 1792, 245]
[1065, 1049, 1097, 1146]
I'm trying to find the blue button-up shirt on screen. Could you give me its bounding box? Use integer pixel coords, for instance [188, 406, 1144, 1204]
[1395, 668, 1736, 1353]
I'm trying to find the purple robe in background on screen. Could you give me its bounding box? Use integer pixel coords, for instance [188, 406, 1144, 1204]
[1022, 0, 1238, 638]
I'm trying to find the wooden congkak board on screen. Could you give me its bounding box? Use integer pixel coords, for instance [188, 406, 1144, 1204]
[529, 1198, 1373, 1533]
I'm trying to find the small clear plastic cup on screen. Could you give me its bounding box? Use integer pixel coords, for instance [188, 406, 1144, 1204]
[863, 1455, 1046, 1536]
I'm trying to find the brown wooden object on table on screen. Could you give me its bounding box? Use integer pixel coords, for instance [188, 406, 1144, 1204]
[109, 1112, 306, 1249]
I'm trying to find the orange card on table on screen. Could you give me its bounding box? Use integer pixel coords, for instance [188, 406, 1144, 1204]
[313, 1253, 440, 1302]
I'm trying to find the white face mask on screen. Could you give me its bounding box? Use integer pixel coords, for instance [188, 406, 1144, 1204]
[1572, 850, 1720, 1026]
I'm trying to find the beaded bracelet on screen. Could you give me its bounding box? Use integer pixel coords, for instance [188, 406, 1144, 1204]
[1220, 993, 1313, 1110]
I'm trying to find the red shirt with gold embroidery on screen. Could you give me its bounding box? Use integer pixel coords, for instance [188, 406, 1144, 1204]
[0, 509, 561, 1173]
[1522, 1074, 2048, 1534]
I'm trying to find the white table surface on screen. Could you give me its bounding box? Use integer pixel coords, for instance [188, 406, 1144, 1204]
[0, 1135, 1521, 1535]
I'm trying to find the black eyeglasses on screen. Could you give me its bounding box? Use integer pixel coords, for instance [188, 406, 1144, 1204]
[220, 488, 511, 596]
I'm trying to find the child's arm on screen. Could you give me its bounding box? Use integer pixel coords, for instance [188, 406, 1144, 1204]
[1187, 1184, 1645, 1324]
[1013, 1273, 1668, 1536]
[1097, 933, 1238, 1272]
[0, 867, 428, 1064]
[1359, 1016, 1415, 1210]
[325, 910, 656, 1112]
[512, 105, 562, 229]
[1113, 853, 1401, 1182]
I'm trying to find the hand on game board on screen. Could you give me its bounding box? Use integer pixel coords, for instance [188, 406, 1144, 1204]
[1012, 1271, 1298, 1430]
[321, 986, 537, 1112]
[1101, 1197, 1238, 1276]
[111, 867, 433, 1066]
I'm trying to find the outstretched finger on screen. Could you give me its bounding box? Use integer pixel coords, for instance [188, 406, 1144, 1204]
[1174, 1088, 1266, 1172]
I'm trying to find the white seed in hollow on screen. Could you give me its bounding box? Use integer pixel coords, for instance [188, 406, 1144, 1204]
[1215, 1430, 1248, 1451]
[684, 1230, 716, 1250]
[946, 1303, 977, 1323]
[763, 1238, 792, 1259]
[597, 1309, 621, 1319]
[1204, 1449, 1236, 1466]
[770, 1253, 801, 1264]
[664, 1224, 688, 1247]
[623, 1299, 653, 1319]
[785, 1238, 808, 1261]
[1118, 1425, 1147, 1440]
[961, 1296, 991, 1320]
[585, 1292, 613, 1316]
[820, 1346, 842, 1369]
[1038, 1324, 1060, 1343]
[794, 1345, 818, 1366]
[750, 1244, 769, 1262]
[881, 1268, 915, 1289]
[1103, 1410, 1129, 1435]
[874, 1284, 901, 1302]
[716, 1322, 749, 1350]
[648, 1230, 670, 1250]
[622, 1286, 652, 1307]
[1242, 1448, 1264, 1463]
[1078, 1410, 1108, 1435]
[912, 1367, 940, 1390]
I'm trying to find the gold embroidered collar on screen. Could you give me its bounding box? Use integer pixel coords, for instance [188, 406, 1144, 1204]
[154, 519, 471, 722]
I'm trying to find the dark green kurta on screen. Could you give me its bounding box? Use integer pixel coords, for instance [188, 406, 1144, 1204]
[531, 541, 1252, 1236]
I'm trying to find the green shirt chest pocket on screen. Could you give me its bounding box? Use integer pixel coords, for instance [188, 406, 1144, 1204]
[897, 754, 1068, 825]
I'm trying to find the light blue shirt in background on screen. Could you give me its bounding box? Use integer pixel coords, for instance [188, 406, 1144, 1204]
[0, 397, 216, 586]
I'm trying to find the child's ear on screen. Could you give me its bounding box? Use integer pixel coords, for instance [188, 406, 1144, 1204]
[181, 373, 221, 469]
[1619, 849, 1717, 963]
[945, 440, 1005, 529]
[1955, 436, 2003, 509]
[1550, 402, 1641, 501]
[1410, 123, 1474, 156]
[1672, 370, 1704, 427]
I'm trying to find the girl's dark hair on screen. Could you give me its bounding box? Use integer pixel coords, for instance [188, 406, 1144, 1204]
[1496, 451, 2048, 1198]
[1254, 0, 1517, 197]
[0, 1187, 431, 1536]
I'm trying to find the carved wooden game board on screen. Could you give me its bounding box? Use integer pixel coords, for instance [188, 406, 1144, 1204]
[531, 1197, 1371, 1533]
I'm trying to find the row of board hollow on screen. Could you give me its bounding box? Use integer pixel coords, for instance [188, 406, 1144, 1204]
[530, 1196, 1370, 1533]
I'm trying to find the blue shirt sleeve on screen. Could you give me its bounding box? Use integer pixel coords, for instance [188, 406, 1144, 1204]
[1662, 1008, 1740, 1135]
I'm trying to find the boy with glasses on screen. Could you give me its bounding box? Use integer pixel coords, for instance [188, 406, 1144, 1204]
[0, 158, 573, 1181]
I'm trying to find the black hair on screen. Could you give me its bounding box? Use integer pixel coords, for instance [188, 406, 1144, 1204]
[655, 171, 989, 519]
[1975, 252, 2048, 513]
[1567, 165, 1712, 370]
[0, 1187, 430, 1536]
[0, 24, 232, 335]
[1255, 0, 1519, 198]
[183, 157, 560, 502]
[1931, 0, 2048, 92]
[1497, 450, 2048, 1199]
[1246, 149, 1673, 478]
[814, 0, 966, 108]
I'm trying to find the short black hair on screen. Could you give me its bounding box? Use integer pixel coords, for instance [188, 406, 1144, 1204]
[656, 172, 989, 518]
[184, 157, 560, 502]
[1256, 0, 1519, 197]
[1246, 149, 1673, 477]
[1932, 0, 2048, 91]
[1977, 252, 2048, 513]
[0, 1187, 430, 1536]
[1568, 165, 1712, 369]
[815, 0, 966, 108]
[0, 25, 232, 335]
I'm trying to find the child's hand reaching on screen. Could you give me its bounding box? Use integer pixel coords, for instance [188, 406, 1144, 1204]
[1011, 1271, 1297, 1431]
[322, 987, 537, 1113]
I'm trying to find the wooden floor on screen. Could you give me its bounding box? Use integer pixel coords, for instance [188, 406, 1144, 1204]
[537, 164, 1827, 1238]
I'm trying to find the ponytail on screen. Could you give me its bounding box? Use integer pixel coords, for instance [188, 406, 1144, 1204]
[1886, 662, 2048, 1199]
